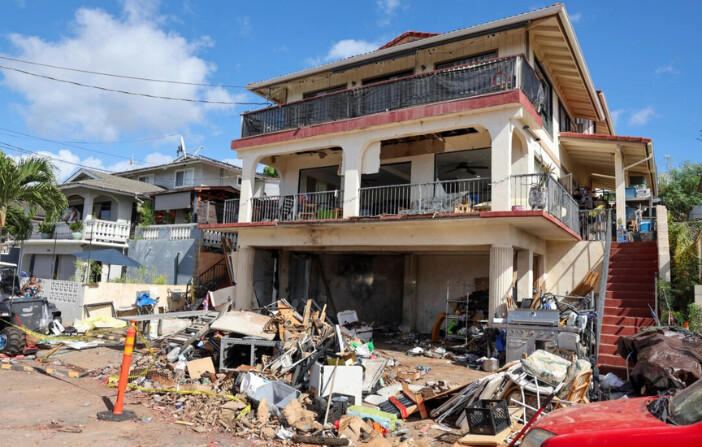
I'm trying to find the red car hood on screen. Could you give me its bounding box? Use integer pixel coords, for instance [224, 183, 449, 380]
[535, 397, 667, 435]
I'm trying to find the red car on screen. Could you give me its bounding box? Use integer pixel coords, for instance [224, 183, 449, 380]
[520, 378, 702, 446]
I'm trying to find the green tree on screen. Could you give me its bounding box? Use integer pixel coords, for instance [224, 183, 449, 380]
[262, 166, 279, 177]
[0, 152, 67, 237]
[659, 161, 702, 221]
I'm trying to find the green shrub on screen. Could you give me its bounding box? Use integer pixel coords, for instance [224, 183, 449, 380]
[153, 274, 167, 285]
[68, 220, 83, 232]
[38, 221, 55, 234]
[688, 303, 702, 332]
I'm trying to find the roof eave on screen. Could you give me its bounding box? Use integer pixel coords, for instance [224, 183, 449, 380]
[246, 4, 565, 93]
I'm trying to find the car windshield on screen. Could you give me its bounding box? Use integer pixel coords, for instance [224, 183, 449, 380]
[670, 378, 702, 425]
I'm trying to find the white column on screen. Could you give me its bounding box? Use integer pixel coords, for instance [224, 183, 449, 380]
[489, 244, 514, 321]
[401, 254, 418, 332]
[490, 123, 513, 211]
[516, 249, 533, 302]
[342, 145, 364, 218]
[238, 155, 258, 223]
[234, 245, 256, 309]
[82, 193, 94, 221]
[614, 146, 626, 228]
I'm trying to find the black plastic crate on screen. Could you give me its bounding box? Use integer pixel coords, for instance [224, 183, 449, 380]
[309, 393, 355, 423]
[464, 399, 510, 435]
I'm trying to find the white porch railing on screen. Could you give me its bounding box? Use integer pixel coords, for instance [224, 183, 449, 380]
[136, 223, 197, 240]
[203, 229, 226, 248]
[30, 219, 130, 244]
[134, 224, 224, 248]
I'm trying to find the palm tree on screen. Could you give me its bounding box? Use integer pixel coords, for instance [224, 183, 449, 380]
[0, 152, 67, 239]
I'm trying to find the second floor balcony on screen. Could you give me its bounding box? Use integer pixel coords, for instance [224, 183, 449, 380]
[244, 174, 580, 236]
[29, 219, 131, 245]
[241, 55, 543, 138]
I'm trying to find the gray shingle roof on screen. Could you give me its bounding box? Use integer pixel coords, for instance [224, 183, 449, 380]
[62, 169, 165, 195]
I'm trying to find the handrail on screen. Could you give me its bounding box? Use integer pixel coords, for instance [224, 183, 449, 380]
[595, 209, 612, 366]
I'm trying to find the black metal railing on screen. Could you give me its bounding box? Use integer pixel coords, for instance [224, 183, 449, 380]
[251, 190, 344, 222]
[510, 174, 579, 234]
[242, 55, 544, 137]
[579, 210, 608, 241]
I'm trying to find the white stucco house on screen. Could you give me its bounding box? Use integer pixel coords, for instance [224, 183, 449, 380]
[201, 4, 661, 336]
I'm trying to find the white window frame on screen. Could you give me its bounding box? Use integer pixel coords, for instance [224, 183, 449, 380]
[174, 168, 194, 188]
[138, 174, 154, 184]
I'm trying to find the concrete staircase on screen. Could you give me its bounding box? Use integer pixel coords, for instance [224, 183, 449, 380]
[598, 241, 658, 376]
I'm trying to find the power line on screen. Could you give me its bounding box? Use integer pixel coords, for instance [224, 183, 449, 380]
[0, 128, 145, 164]
[62, 133, 181, 145]
[0, 140, 115, 173]
[0, 55, 248, 89]
[0, 64, 270, 105]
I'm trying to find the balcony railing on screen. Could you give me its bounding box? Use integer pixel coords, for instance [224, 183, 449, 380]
[578, 210, 608, 241]
[242, 55, 544, 137]
[30, 219, 130, 244]
[223, 198, 240, 223]
[251, 190, 344, 222]
[136, 223, 197, 240]
[510, 174, 579, 234]
[359, 178, 492, 217]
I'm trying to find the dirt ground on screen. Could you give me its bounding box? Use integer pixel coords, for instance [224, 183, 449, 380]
[1, 341, 487, 447]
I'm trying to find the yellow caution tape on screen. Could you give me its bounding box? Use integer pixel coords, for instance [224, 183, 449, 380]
[108, 380, 247, 404]
[0, 318, 118, 342]
[106, 324, 157, 382]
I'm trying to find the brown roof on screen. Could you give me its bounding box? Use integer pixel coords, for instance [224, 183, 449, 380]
[378, 31, 439, 50]
[62, 169, 165, 196]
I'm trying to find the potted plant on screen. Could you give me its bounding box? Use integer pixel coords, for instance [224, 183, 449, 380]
[528, 165, 556, 210]
[37, 221, 55, 239]
[69, 220, 83, 239]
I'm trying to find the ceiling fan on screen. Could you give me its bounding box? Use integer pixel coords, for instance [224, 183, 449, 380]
[445, 161, 489, 175]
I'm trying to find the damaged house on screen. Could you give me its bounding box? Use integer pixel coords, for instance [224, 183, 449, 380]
[202, 5, 665, 374]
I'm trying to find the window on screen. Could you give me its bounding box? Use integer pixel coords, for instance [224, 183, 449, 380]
[298, 165, 342, 194]
[174, 169, 193, 187]
[138, 174, 154, 184]
[435, 51, 498, 70]
[558, 102, 573, 133]
[237, 176, 242, 186]
[534, 59, 553, 136]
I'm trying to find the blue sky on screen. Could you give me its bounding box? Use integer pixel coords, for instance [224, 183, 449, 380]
[0, 0, 699, 180]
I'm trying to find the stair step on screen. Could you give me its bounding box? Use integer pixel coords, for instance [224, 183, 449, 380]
[597, 354, 629, 368]
[607, 274, 656, 287]
[608, 266, 659, 275]
[598, 364, 628, 378]
[606, 283, 655, 292]
[602, 315, 655, 327]
[600, 324, 641, 336]
[607, 261, 658, 269]
[605, 291, 655, 301]
[603, 307, 653, 318]
[610, 242, 657, 249]
[600, 334, 622, 346]
[599, 343, 622, 356]
[604, 299, 654, 310]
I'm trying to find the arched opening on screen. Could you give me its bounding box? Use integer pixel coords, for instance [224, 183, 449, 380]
[511, 130, 528, 176]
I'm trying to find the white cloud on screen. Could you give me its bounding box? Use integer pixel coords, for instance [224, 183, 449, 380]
[222, 158, 243, 168]
[325, 39, 380, 62]
[610, 109, 625, 127]
[655, 63, 675, 75]
[1, 2, 236, 141]
[377, 0, 401, 26]
[629, 106, 656, 126]
[570, 12, 582, 22]
[236, 16, 251, 35]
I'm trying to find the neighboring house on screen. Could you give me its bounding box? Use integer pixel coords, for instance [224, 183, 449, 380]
[202, 5, 662, 336]
[113, 152, 277, 285]
[18, 152, 278, 284]
[19, 169, 162, 281]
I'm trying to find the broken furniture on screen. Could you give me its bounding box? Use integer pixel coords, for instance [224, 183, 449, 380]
[337, 310, 373, 342]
